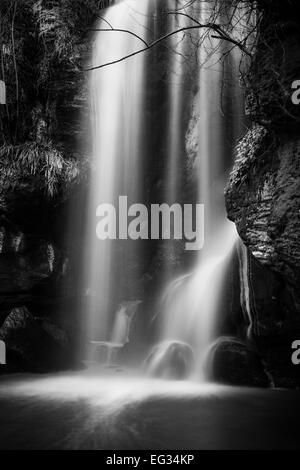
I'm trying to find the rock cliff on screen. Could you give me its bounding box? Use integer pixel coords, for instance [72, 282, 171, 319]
[226, 0, 300, 386]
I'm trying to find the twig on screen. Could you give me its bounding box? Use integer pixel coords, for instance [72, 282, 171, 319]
[86, 23, 251, 72]
[88, 28, 149, 47]
[95, 15, 113, 30]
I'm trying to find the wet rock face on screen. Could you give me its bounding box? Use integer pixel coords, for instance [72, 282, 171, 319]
[225, 0, 300, 387]
[206, 337, 270, 387]
[228, 0, 300, 294]
[236, 246, 300, 388]
[246, 250, 299, 337]
[227, 0, 300, 295]
[0, 306, 74, 373]
[0, 217, 67, 313]
[226, 128, 300, 303]
[225, 127, 300, 386]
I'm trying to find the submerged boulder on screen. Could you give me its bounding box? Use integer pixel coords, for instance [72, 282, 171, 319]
[205, 336, 270, 387]
[144, 341, 194, 380]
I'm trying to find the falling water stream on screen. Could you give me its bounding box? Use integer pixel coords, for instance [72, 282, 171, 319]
[84, 0, 243, 376]
[1, 0, 300, 451]
[159, 7, 241, 376]
[84, 0, 151, 362]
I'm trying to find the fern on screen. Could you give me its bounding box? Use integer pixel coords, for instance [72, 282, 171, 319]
[0, 141, 80, 197]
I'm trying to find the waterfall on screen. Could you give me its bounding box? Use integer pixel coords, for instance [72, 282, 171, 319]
[159, 4, 243, 377]
[238, 241, 253, 339]
[84, 0, 151, 359]
[162, 5, 190, 278]
[84, 0, 243, 375]
[165, 9, 187, 206]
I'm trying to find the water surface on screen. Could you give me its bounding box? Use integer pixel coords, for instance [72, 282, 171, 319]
[0, 372, 299, 449]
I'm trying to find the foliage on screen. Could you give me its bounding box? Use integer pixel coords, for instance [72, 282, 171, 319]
[0, 0, 108, 199]
[244, 0, 300, 127]
[0, 0, 110, 144]
[0, 141, 80, 197]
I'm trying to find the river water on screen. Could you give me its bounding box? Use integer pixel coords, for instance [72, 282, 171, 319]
[0, 372, 299, 449]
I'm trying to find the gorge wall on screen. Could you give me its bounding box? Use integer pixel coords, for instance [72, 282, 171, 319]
[226, 0, 300, 387]
[0, 0, 109, 371]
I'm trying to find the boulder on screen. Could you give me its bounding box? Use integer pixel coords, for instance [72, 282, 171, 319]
[205, 336, 270, 387]
[144, 341, 194, 380]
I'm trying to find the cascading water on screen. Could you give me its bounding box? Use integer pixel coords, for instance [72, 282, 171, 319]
[158, 8, 243, 377]
[165, 8, 188, 207]
[84, 0, 243, 375]
[84, 0, 151, 362]
[162, 5, 190, 278]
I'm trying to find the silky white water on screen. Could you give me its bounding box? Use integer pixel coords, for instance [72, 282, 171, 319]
[1, 372, 298, 449]
[83, 0, 243, 374]
[84, 0, 151, 353]
[160, 6, 243, 376]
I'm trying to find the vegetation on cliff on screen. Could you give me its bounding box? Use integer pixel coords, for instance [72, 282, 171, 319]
[0, 0, 110, 196]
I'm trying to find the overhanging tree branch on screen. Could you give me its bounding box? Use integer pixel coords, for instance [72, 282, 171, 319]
[88, 28, 149, 47]
[85, 22, 251, 72]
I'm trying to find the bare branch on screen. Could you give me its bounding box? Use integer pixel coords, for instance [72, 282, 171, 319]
[95, 15, 113, 30]
[86, 22, 251, 72]
[167, 11, 201, 27]
[88, 28, 149, 48]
